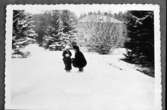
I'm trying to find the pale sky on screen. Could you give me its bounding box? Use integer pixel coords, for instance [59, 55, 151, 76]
[7, 4, 158, 17]
[23, 4, 128, 17]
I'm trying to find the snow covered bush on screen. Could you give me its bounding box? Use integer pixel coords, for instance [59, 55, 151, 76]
[77, 14, 127, 54]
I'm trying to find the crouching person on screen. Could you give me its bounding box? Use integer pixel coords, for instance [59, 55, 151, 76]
[62, 46, 72, 72]
[72, 45, 87, 72]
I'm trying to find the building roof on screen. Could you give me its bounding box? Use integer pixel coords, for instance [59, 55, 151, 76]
[79, 14, 123, 23]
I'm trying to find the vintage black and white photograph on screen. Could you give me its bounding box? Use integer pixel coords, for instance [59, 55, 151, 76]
[5, 4, 161, 110]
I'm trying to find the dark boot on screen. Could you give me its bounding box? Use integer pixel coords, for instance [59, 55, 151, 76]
[79, 68, 83, 72]
[65, 69, 71, 72]
[65, 65, 71, 72]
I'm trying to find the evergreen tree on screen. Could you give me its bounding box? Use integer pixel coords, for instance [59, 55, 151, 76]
[124, 11, 154, 66]
[32, 10, 77, 50]
[12, 10, 37, 54]
[32, 13, 48, 46]
[44, 10, 63, 49]
[60, 10, 78, 45]
[32, 11, 62, 50]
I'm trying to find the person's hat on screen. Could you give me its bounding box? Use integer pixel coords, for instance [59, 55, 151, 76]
[73, 45, 79, 51]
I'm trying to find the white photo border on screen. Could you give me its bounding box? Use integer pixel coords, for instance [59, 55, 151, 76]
[5, 4, 161, 110]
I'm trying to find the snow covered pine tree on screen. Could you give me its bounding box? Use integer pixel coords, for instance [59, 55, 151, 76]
[12, 10, 37, 58]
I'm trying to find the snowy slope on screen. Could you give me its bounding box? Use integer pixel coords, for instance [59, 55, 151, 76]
[7, 44, 154, 110]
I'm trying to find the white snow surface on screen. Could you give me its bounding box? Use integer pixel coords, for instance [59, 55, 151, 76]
[8, 44, 154, 110]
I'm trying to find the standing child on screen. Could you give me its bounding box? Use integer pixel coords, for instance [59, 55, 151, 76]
[62, 46, 72, 72]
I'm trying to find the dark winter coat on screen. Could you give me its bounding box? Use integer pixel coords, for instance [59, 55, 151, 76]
[72, 50, 87, 68]
[62, 49, 72, 70]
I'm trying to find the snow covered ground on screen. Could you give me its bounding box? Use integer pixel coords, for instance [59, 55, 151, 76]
[7, 44, 154, 110]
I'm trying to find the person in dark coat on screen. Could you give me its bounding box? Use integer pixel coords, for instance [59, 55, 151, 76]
[72, 45, 87, 72]
[62, 46, 72, 72]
